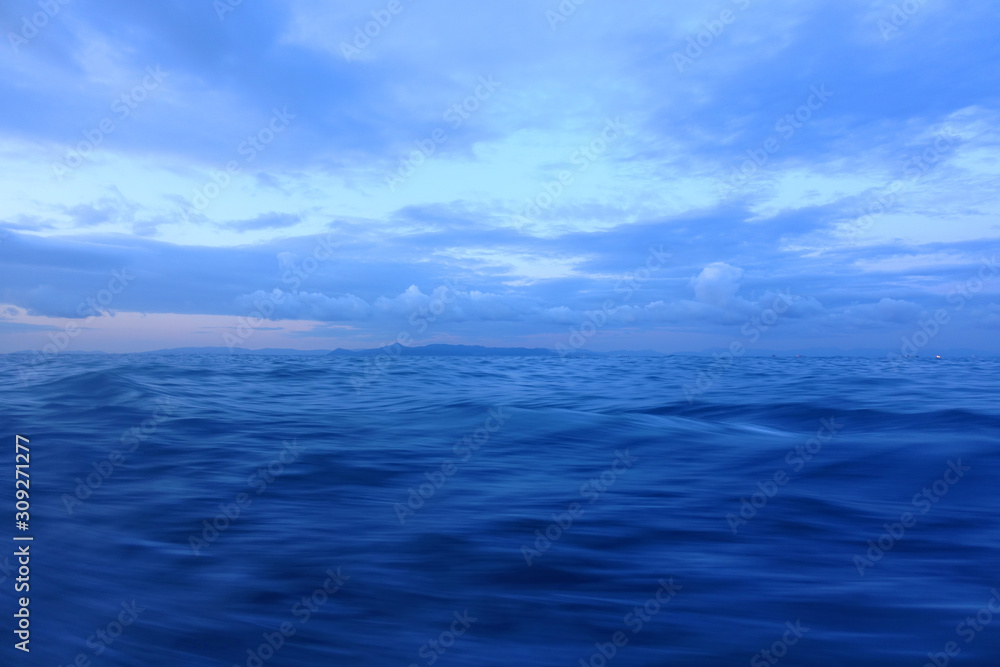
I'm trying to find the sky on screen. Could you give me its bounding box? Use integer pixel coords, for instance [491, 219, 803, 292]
[1, 0, 999, 354]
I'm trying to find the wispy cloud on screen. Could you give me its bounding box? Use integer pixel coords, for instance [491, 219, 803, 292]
[0, 0, 997, 352]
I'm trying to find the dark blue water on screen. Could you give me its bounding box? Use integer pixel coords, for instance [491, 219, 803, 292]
[1, 354, 998, 666]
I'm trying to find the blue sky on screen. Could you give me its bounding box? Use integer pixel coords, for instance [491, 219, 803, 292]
[1, 0, 999, 353]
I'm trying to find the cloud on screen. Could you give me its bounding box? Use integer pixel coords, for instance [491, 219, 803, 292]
[691, 263, 744, 307]
[1, 1, 999, 352]
[238, 290, 372, 321]
[0, 321, 62, 334]
[221, 212, 302, 232]
[847, 297, 922, 325]
[974, 303, 1000, 329]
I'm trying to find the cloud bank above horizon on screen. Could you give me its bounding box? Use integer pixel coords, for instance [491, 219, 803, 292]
[1, 0, 999, 354]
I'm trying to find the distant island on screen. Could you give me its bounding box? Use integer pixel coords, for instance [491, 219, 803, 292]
[125, 344, 614, 357]
[9, 343, 993, 357]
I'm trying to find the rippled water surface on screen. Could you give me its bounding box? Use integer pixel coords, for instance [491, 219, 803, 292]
[1, 354, 998, 665]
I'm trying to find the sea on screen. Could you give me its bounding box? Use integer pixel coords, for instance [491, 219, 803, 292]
[0, 353, 998, 666]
